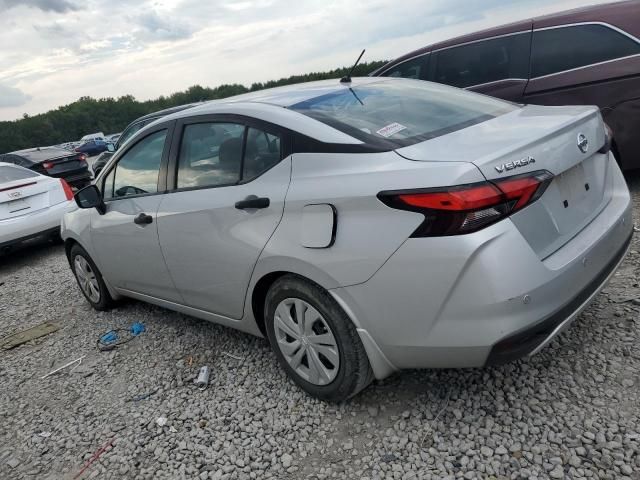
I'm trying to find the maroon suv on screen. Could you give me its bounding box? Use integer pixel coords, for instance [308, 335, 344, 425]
[372, 0, 640, 169]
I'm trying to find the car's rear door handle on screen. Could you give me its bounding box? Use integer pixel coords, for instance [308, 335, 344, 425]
[134, 213, 153, 225]
[235, 195, 270, 210]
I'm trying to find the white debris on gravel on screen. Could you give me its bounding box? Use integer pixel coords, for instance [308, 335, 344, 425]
[1, 179, 640, 480]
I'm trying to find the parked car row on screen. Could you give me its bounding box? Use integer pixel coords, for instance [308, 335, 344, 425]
[3, 0, 637, 402]
[372, 0, 640, 169]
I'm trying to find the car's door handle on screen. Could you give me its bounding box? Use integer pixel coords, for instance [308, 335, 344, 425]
[235, 196, 270, 210]
[134, 213, 153, 225]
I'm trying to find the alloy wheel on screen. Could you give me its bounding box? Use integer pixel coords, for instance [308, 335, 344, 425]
[74, 255, 101, 303]
[273, 298, 340, 386]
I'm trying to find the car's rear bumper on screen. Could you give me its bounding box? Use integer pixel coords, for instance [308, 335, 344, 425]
[0, 201, 76, 248]
[485, 229, 631, 365]
[331, 161, 633, 377]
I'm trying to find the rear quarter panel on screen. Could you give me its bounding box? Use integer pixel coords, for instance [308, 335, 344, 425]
[255, 151, 484, 290]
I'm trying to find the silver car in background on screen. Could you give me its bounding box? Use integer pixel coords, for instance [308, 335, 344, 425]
[62, 78, 632, 401]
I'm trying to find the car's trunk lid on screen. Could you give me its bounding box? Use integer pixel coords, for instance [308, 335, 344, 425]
[395, 104, 609, 258]
[38, 153, 87, 176]
[0, 177, 65, 220]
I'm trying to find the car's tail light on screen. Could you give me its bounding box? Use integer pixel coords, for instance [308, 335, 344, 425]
[78, 154, 87, 163]
[378, 170, 553, 237]
[60, 178, 74, 200]
[598, 123, 613, 154]
[43, 161, 54, 170]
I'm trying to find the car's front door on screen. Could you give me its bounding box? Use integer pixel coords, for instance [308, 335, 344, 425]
[157, 116, 291, 319]
[90, 123, 183, 302]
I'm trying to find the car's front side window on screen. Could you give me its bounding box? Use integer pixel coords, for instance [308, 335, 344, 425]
[104, 129, 167, 200]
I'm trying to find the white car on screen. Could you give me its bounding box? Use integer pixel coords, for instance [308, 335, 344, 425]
[0, 163, 76, 250]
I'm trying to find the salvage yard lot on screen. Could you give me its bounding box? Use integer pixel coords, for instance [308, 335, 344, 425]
[1, 178, 639, 480]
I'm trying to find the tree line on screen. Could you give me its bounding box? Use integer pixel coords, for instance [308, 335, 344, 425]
[0, 61, 387, 153]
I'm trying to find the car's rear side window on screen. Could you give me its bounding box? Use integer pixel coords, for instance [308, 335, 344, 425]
[177, 123, 245, 189]
[432, 32, 531, 88]
[290, 80, 516, 148]
[176, 122, 282, 189]
[381, 54, 429, 80]
[0, 165, 38, 183]
[531, 24, 640, 78]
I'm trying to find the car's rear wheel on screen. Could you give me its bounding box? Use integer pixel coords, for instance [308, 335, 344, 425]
[265, 274, 373, 402]
[69, 244, 113, 311]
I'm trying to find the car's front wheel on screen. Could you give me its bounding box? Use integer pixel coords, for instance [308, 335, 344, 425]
[69, 244, 113, 311]
[265, 274, 373, 402]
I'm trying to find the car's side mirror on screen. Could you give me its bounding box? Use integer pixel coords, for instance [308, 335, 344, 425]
[75, 184, 106, 214]
[106, 143, 115, 152]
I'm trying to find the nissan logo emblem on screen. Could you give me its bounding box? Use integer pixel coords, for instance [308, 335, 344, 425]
[577, 133, 589, 154]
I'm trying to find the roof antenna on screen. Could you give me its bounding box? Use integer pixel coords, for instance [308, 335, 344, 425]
[340, 49, 365, 84]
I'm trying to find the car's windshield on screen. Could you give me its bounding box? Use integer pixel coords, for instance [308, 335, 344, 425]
[290, 80, 517, 148]
[0, 165, 38, 183]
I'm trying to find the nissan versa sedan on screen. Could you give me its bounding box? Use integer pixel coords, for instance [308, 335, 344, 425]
[62, 78, 632, 401]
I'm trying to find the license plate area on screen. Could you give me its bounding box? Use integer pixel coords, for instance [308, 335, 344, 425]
[7, 199, 30, 213]
[555, 162, 589, 209]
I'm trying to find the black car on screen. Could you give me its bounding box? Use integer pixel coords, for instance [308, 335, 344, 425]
[92, 103, 199, 176]
[0, 146, 91, 188]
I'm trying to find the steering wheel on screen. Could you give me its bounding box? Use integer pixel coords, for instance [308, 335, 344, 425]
[115, 185, 147, 197]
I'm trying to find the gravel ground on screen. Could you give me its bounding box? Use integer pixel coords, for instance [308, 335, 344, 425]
[1, 176, 640, 480]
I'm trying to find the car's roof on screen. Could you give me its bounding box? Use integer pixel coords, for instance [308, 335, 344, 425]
[373, 0, 636, 74]
[9, 146, 74, 162]
[136, 103, 201, 123]
[200, 77, 387, 108]
[154, 77, 393, 145]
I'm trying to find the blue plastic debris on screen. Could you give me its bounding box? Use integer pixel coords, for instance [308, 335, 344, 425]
[99, 330, 118, 345]
[97, 323, 146, 351]
[130, 323, 145, 336]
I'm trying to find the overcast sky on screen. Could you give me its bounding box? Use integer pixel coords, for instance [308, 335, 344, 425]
[0, 0, 616, 121]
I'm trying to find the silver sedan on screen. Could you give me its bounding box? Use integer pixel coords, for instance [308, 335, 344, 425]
[62, 77, 632, 401]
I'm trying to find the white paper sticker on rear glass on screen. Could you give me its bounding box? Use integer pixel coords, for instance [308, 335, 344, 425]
[376, 122, 407, 138]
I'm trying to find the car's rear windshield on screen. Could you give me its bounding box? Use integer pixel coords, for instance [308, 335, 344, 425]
[290, 80, 517, 148]
[0, 165, 38, 183]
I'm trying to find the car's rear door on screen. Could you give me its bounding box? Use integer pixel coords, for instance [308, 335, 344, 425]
[426, 24, 532, 102]
[157, 115, 291, 319]
[90, 122, 183, 302]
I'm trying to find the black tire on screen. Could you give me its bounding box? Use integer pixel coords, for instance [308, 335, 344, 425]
[69, 244, 113, 311]
[265, 274, 374, 402]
